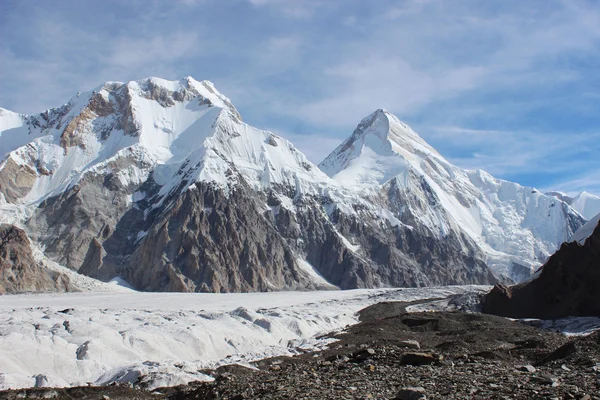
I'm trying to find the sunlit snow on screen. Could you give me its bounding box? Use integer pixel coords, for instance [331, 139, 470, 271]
[0, 286, 487, 390]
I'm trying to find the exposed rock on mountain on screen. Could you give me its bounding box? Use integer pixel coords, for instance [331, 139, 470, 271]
[0, 78, 585, 292]
[547, 191, 600, 220]
[481, 219, 600, 319]
[0, 224, 71, 294]
[320, 109, 584, 281]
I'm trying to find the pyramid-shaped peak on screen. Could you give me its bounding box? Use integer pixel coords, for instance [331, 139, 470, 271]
[346, 108, 424, 149]
[319, 108, 444, 185]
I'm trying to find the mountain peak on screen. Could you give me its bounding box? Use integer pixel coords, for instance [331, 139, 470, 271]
[319, 109, 441, 187]
[571, 191, 600, 220]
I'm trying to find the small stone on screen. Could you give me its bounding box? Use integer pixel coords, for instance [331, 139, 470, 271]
[352, 348, 376, 361]
[398, 340, 421, 350]
[269, 364, 281, 371]
[517, 364, 536, 373]
[394, 386, 427, 400]
[530, 374, 558, 386]
[561, 364, 571, 371]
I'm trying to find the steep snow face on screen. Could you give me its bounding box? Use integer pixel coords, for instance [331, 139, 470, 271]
[1, 77, 375, 291]
[320, 109, 442, 189]
[572, 212, 600, 244]
[570, 192, 600, 220]
[0, 77, 241, 206]
[320, 110, 584, 280]
[0, 78, 585, 288]
[546, 191, 600, 220]
[153, 106, 346, 205]
[0, 77, 349, 210]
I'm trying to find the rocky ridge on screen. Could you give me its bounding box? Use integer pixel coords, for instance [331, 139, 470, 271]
[0, 224, 71, 294]
[482, 219, 600, 319]
[547, 191, 600, 220]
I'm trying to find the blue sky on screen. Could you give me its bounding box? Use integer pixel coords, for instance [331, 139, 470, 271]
[1, 0, 599, 195]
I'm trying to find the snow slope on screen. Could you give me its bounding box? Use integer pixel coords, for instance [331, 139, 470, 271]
[546, 191, 600, 220]
[0, 286, 487, 390]
[0, 77, 242, 207]
[570, 192, 600, 220]
[320, 109, 583, 280]
[572, 212, 600, 244]
[0, 77, 353, 210]
[0, 77, 373, 290]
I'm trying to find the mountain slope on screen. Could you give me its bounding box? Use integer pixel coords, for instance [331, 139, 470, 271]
[571, 191, 600, 220]
[0, 224, 72, 294]
[481, 219, 600, 319]
[546, 191, 600, 220]
[0, 78, 584, 292]
[320, 109, 584, 281]
[572, 212, 600, 244]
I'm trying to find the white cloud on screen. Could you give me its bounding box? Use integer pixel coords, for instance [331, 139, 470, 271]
[272, 130, 341, 165]
[545, 170, 600, 197]
[294, 58, 484, 127]
[426, 125, 600, 192]
[1, 0, 598, 195]
[244, 0, 323, 19]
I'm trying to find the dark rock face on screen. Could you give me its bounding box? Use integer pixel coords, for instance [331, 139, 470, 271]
[482, 221, 600, 319]
[0, 224, 71, 294]
[26, 166, 497, 292]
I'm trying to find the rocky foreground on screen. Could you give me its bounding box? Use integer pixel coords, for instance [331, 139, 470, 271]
[1, 300, 598, 400]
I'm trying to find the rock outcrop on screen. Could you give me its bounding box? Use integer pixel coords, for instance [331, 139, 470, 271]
[0, 224, 71, 294]
[481, 220, 600, 319]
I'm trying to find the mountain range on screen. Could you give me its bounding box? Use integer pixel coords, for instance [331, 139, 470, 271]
[0, 77, 590, 292]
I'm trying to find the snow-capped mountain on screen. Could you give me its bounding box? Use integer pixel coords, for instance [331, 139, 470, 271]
[0, 78, 584, 292]
[546, 191, 600, 220]
[320, 109, 584, 281]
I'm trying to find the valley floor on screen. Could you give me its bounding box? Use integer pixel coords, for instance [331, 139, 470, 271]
[1, 298, 599, 400]
[0, 286, 488, 391]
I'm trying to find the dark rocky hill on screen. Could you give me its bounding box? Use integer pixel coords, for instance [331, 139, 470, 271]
[482, 220, 600, 319]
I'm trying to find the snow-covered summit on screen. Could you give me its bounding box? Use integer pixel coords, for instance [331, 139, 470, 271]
[571, 191, 600, 220]
[320, 109, 585, 280]
[0, 76, 338, 208]
[546, 190, 600, 220]
[319, 109, 442, 189]
[0, 78, 589, 290]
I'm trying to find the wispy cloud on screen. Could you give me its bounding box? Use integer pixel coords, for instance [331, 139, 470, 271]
[546, 170, 600, 197]
[0, 0, 598, 195]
